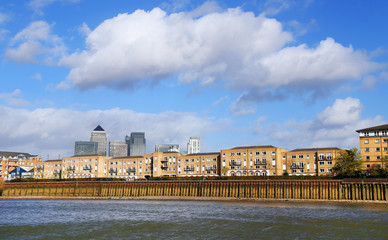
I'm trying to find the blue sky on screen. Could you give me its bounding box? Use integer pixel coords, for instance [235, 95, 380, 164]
[0, 0, 387, 159]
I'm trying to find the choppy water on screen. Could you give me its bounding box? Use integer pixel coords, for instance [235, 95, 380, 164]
[0, 199, 387, 240]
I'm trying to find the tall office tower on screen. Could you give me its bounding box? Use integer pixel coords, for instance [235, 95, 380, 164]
[109, 141, 128, 157]
[127, 132, 146, 156]
[187, 137, 200, 154]
[155, 144, 180, 153]
[74, 141, 98, 155]
[90, 125, 107, 156]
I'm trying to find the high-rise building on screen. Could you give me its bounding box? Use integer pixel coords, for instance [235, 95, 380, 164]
[75, 141, 98, 155]
[90, 125, 107, 156]
[187, 137, 200, 154]
[109, 141, 128, 157]
[155, 144, 180, 153]
[126, 132, 146, 156]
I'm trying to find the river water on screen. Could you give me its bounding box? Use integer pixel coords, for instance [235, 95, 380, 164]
[0, 199, 387, 239]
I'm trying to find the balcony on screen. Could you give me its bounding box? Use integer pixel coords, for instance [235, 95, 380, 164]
[255, 162, 267, 166]
[206, 167, 217, 172]
[184, 167, 194, 172]
[67, 166, 75, 170]
[127, 168, 136, 173]
[290, 164, 304, 169]
[161, 165, 168, 169]
[161, 158, 168, 162]
[229, 162, 242, 166]
[109, 169, 117, 173]
[83, 166, 91, 170]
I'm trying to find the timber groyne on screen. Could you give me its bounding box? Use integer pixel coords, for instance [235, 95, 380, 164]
[1, 180, 387, 202]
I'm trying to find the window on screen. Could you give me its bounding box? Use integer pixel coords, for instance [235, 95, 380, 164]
[298, 155, 303, 159]
[327, 161, 332, 165]
[320, 168, 325, 173]
[384, 147, 387, 151]
[377, 156, 381, 160]
[237, 152, 241, 156]
[319, 161, 324, 165]
[306, 154, 310, 159]
[366, 156, 370, 160]
[222, 153, 225, 157]
[376, 148, 380, 152]
[272, 151, 276, 155]
[365, 148, 370, 152]
[364, 139, 369, 144]
[255, 151, 260, 155]
[383, 139, 388, 143]
[327, 168, 332, 173]
[375, 139, 380, 143]
[262, 151, 267, 155]
[291, 155, 296, 159]
[231, 152, 235, 156]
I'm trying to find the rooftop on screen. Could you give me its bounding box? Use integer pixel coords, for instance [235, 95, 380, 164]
[184, 152, 220, 156]
[228, 145, 276, 150]
[289, 147, 342, 152]
[0, 151, 37, 158]
[93, 125, 105, 131]
[356, 124, 388, 132]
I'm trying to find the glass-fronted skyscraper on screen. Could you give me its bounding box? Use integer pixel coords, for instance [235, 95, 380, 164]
[155, 144, 180, 153]
[126, 132, 146, 156]
[109, 141, 128, 157]
[187, 137, 200, 154]
[74, 141, 98, 156]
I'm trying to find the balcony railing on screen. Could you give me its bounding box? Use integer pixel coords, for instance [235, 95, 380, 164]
[290, 164, 304, 169]
[161, 158, 168, 162]
[184, 167, 194, 171]
[127, 168, 136, 173]
[161, 165, 168, 169]
[109, 169, 117, 173]
[229, 162, 242, 166]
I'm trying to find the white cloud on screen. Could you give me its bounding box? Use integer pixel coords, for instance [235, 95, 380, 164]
[212, 96, 229, 106]
[258, 97, 385, 150]
[5, 21, 65, 64]
[0, 12, 8, 24]
[59, 7, 292, 90]
[78, 22, 91, 36]
[0, 106, 230, 159]
[59, 7, 382, 110]
[0, 89, 30, 106]
[29, 0, 80, 16]
[32, 73, 43, 81]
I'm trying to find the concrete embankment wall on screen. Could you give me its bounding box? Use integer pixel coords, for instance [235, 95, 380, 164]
[1, 180, 387, 202]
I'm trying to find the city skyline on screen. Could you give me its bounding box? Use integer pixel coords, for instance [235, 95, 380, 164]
[0, 0, 387, 160]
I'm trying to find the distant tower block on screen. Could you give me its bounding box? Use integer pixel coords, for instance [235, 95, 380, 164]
[90, 125, 107, 156]
[109, 141, 128, 157]
[127, 132, 146, 156]
[187, 137, 200, 154]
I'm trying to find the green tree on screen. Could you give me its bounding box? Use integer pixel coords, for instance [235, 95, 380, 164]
[333, 148, 362, 178]
[366, 156, 388, 178]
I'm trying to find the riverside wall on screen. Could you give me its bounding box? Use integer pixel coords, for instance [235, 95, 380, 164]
[1, 180, 387, 202]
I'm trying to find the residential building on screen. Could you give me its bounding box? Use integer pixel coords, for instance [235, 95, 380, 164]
[61, 155, 109, 179]
[147, 151, 180, 177]
[8, 166, 34, 180]
[90, 125, 107, 156]
[187, 137, 200, 154]
[126, 132, 146, 156]
[155, 144, 180, 153]
[0, 151, 42, 181]
[107, 156, 144, 180]
[75, 141, 98, 155]
[177, 152, 220, 177]
[220, 146, 287, 176]
[285, 148, 345, 176]
[109, 141, 128, 157]
[356, 124, 388, 169]
[34, 159, 62, 179]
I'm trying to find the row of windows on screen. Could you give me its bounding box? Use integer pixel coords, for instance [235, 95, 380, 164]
[364, 138, 388, 143]
[223, 151, 276, 157]
[365, 156, 385, 160]
[365, 147, 388, 152]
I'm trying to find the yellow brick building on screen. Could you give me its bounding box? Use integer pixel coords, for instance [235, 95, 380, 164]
[285, 148, 345, 176]
[34, 159, 62, 179]
[356, 124, 388, 169]
[177, 152, 220, 177]
[220, 146, 287, 176]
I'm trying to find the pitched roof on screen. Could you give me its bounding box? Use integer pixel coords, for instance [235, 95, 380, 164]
[289, 147, 342, 152]
[93, 125, 105, 131]
[356, 124, 388, 132]
[229, 145, 276, 150]
[0, 151, 36, 158]
[183, 152, 220, 157]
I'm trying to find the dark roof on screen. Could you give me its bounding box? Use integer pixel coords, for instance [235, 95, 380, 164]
[184, 152, 220, 157]
[111, 156, 143, 159]
[229, 145, 276, 150]
[289, 147, 342, 152]
[93, 125, 105, 131]
[356, 124, 388, 132]
[44, 159, 62, 162]
[0, 151, 36, 158]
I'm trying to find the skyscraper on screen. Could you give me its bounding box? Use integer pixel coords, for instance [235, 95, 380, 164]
[109, 141, 128, 157]
[127, 132, 146, 156]
[74, 141, 98, 155]
[90, 125, 107, 156]
[155, 144, 180, 153]
[187, 137, 200, 154]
